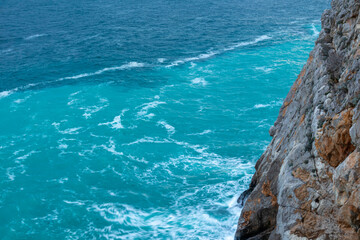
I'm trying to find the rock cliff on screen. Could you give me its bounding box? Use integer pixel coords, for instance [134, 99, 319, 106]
[235, 0, 360, 239]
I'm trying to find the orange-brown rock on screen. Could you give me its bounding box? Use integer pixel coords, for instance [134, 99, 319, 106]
[294, 184, 309, 201]
[315, 109, 355, 167]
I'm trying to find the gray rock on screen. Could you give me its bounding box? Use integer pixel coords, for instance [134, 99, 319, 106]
[235, 0, 360, 239]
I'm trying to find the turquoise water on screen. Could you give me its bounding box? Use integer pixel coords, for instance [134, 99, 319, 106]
[0, 0, 330, 239]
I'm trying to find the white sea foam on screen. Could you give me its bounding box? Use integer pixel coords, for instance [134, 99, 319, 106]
[188, 129, 213, 136]
[79, 147, 255, 239]
[157, 58, 166, 63]
[0, 90, 14, 99]
[165, 35, 271, 68]
[157, 120, 175, 135]
[86, 175, 250, 239]
[0, 61, 146, 100]
[58, 144, 68, 149]
[6, 168, 16, 181]
[0, 83, 41, 100]
[70, 91, 81, 96]
[311, 23, 320, 36]
[99, 109, 128, 129]
[0, 35, 271, 99]
[14, 95, 31, 104]
[124, 137, 172, 146]
[59, 62, 145, 81]
[137, 101, 166, 119]
[25, 34, 46, 40]
[253, 99, 283, 109]
[166, 52, 217, 67]
[46, 177, 68, 184]
[226, 35, 272, 50]
[13, 149, 25, 156]
[190, 77, 208, 87]
[89, 203, 149, 225]
[16, 150, 39, 160]
[127, 154, 149, 164]
[101, 139, 123, 156]
[255, 66, 274, 73]
[6, 164, 26, 181]
[254, 103, 270, 108]
[172, 140, 208, 154]
[52, 122, 83, 135]
[64, 200, 86, 206]
[62, 127, 82, 134]
[102, 115, 123, 129]
[80, 98, 109, 119]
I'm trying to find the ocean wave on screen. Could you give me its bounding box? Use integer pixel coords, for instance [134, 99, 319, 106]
[52, 122, 83, 135]
[124, 136, 210, 154]
[190, 77, 208, 87]
[16, 150, 40, 160]
[24, 34, 47, 40]
[0, 83, 39, 100]
[46, 177, 68, 184]
[58, 143, 68, 149]
[0, 35, 271, 99]
[225, 35, 272, 51]
[6, 168, 16, 181]
[59, 62, 145, 81]
[166, 52, 217, 68]
[126, 154, 149, 164]
[137, 101, 166, 120]
[64, 200, 86, 206]
[172, 140, 208, 154]
[100, 139, 123, 156]
[98, 109, 128, 129]
[6, 163, 26, 181]
[253, 99, 283, 109]
[157, 58, 166, 63]
[0, 62, 147, 100]
[187, 129, 213, 136]
[85, 171, 252, 239]
[255, 66, 274, 73]
[166, 35, 271, 68]
[14, 95, 31, 104]
[0, 90, 15, 99]
[89, 203, 149, 225]
[157, 120, 175, 135]
[79, 98, 109, 119]
[168, 152, 254, 177]
[0, 63, 141, 101]
[124, 136, 172, 146]
[311, 23, 320, 36]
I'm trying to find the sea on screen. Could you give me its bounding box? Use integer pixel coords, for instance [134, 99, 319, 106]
[0, 0, 330, 239]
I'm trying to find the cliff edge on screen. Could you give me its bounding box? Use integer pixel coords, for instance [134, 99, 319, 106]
[236, 0, 360, 239]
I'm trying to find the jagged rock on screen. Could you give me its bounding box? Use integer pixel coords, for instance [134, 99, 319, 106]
[315, 108, 355, 167]
[235, 0, 360, 239]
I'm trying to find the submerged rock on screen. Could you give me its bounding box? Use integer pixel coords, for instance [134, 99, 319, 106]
[235, 0, 360, 239]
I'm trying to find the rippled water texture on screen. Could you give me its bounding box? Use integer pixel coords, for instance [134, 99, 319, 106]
[0, 0, 330, 239]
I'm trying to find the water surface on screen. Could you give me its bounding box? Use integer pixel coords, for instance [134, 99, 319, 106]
[0, 0, 330, 239]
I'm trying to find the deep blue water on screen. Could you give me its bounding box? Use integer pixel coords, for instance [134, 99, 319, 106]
[1, 0, 330, 239]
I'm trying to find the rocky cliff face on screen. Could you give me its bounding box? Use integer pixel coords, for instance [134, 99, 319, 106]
[235, 0, 360, 239]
